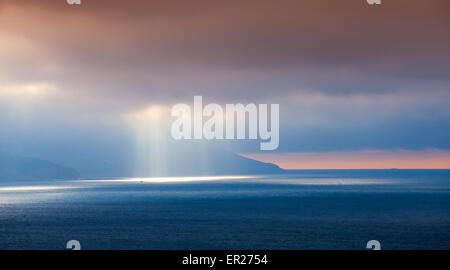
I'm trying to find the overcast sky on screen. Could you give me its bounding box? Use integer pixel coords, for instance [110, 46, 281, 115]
[1, 0, 449, 169]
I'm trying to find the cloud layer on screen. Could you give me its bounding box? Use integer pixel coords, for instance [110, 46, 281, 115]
[0, 0, 449, 169]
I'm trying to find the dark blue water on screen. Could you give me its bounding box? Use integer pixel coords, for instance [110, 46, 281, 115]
[0, 170, 449, 250]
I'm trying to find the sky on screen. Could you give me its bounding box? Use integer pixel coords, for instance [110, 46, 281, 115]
[0, 0, 449, 170]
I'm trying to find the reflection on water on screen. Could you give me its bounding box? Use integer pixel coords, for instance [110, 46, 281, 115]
[75, 175, 389, 186]
[0, 186, 77, 192]
[0, 172, 446, 205]
[254, 179, 390, 185]
[0, 171, 449, 249]
[0, 174, 391, 205]
[75, 175, 255, 183]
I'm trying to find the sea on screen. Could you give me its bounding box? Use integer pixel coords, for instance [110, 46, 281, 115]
[0, 170, 449, 250]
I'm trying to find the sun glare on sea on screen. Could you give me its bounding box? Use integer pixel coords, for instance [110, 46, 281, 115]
[0, 185, 75, 192]
[76, 175, 255, 184]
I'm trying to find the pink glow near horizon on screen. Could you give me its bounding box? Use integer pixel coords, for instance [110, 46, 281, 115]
[242, 150, 450, 169]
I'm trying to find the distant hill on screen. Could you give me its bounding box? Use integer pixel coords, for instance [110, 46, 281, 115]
[0, 153, 80, 181]
[159, 145, 284, 176]
[0, 144, 283, 180]
[72, 143, 284, 178]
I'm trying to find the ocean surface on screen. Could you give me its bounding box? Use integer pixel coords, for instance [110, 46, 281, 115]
[0, 170, 449, 250]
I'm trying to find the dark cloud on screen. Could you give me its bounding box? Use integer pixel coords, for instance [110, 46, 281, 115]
[1, 0, 449, 161]
[1, 0, 449, 90]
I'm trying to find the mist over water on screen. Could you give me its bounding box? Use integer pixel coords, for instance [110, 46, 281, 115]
[1, 170, 449, 250]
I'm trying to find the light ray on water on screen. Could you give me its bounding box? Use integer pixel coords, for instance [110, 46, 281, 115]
[0, 185, 77, 192]
[75, 175, 255, 184]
